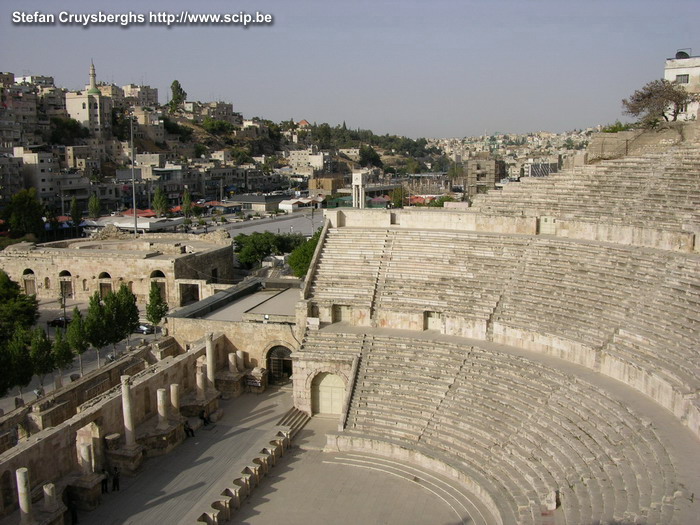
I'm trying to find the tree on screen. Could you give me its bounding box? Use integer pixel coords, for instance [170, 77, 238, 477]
[288, 229, 322, 278]
[622, 79, 696, 127]
[359, 145, 383, 168]
[2, 188, 44, 238]
[51, 328, 74, 386]
[88, 194, 101, 220]
[84, 292, 109, 368]
[6, 327, 33, 399]
[0, 270, 39, 344]
[182, 189, 193, 219]
[116, 283, 140, 345]
[66, 307, 89, 376]
[152, 187, 170, 217]
[70, 196, 81, 236]
[169, 80, 187, 111]
[428, 196, 456, 207]
[30, 328, 54, 387]
[390, 187, 406, 209]
[146, 282, 169, 334]
[102, 291, 123, 355]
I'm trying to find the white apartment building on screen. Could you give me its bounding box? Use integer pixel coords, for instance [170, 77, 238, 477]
[122, 84, 159, 107]
[664, 50, 700, 120]
[65, 63, 113, 137]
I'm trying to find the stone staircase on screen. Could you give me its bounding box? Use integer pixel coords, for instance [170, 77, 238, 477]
[276, 407, 310, 440]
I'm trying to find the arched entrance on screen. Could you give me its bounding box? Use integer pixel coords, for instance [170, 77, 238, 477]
[22, 269, 36, 296]
[59, 270, 73, 299]
[150, 271, 166, 301]
[267, 346, 292, 384]
[311, 373, 345, 415]
[98, 272, 112, 297]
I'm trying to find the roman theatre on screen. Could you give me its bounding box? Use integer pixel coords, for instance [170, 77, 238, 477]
[1, 128, 699, 525]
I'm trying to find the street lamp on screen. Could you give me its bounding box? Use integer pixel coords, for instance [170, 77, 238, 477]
[130, 115, 138, 236]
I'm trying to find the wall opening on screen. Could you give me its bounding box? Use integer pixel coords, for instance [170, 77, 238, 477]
[267, 346, 293, 384]
[311, 372, 345, 415]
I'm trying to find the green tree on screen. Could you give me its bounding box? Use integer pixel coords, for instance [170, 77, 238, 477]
[48, 116, 90, 145]
[6, 327, 33, 399]
[169, 80, 187, 111]
[390, 187, 406, 208]
[288, 229, 322, 278]
[70, 196, 81, 236]
[193, 143, 208, 159]
[182, 189, 193, 219]
[146, 282, 169, 335]
[234, 232, 278, 267]
[88, 194, 101, 220]
[102, 291, 123, 355]
[0, 270, 39, 344]
[447, 162, 464, 179]
[84, 292, 109, 367]
[66, 307, 89, 376]
[428, 196, 455, 207]
[152, 187, 170, 217]
[622, 79, 696, 127]
[30, 328, 54, 387]
[116, 283, 140, 345]
[51, 328, 74, 386]
[359, 145, 383, 168]
[2, 188, 45, 238]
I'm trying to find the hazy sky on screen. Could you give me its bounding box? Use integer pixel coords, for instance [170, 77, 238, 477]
[1, 0, 697, 138]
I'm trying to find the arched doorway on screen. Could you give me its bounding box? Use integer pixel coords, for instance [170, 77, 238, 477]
[0, 470, 13, 511]
[311, 373, 345, 415]
[150, 270, 166, 301]
[22, 269, 36, 296]
[59, 270, 73, 299]
[266, 346, 292, 384]
[98, 272, 112, 297]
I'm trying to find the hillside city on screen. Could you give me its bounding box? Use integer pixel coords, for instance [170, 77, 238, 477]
[1, 62, 600, 234]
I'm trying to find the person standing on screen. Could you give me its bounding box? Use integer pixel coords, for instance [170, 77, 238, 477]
[112, 467, 120, 491]
[101, 469, 109, 493]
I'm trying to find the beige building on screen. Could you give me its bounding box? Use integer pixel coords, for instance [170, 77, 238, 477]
[65, 63, 113, 137]
[665, 50, 700, 119]
[122, 84, 159, 107]
[0, 232, 235, 307]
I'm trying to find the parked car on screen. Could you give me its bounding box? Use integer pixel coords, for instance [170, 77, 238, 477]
[48, 316, 71, 328]
[134, 323, 155, 334]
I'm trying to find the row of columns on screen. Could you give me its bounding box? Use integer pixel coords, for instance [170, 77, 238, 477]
[16, 467, 60, 525]
[13, 334, 228, 524]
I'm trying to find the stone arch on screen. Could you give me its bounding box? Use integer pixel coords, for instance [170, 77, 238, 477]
[310, 372, 346, 415]
[150, 271, 166, 301]
[59, 270, 73, 299]
[98, 272, 112, 297]
[150, 270, 166, 278]
[0, 469, 13, 512]
[22, 269, 36, 295]
[266, 346, 293, 384]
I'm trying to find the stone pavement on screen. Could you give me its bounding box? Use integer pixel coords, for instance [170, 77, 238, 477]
[80, 385, 293, 525]
[78, 388, 470, 525]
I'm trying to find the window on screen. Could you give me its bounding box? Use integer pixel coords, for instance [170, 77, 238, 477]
[82, 102, 86, 109]
[676, 74, 689, 84]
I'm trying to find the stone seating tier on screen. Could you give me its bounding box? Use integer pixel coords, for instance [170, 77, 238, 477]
[340, 333, 682, 525]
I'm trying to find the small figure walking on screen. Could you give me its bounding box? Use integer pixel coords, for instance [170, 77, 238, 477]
[199, 409, 212, 426]
[100, 469, 109, 493]
[184, 420, 195, 437]
[112, 467, 120, 492]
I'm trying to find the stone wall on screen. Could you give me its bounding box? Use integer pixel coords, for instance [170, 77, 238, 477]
[166, 317, 300, 370]
[0, 336, 219, 518]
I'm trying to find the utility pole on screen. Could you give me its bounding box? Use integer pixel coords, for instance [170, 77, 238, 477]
[130, 116, 138, 236]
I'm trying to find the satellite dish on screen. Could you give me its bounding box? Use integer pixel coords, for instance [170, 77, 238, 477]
[675, 50, 690, 59]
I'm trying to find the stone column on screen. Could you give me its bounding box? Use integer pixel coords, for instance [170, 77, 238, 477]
[121, 375, 136, 448]
[16, 467, 33, 525]
[228, 352, 238, 373]
[196, 365, 206, 401]
[170, 383, 181, 414]
[79, 443, 94, 476]
[43, 483, 57, 512]
[205, 333, 216, 389]
[236, 350, 245, 372]
[157, 388, 169, 430]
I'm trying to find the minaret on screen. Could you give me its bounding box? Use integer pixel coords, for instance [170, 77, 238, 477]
[88, 60, 100, 95]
